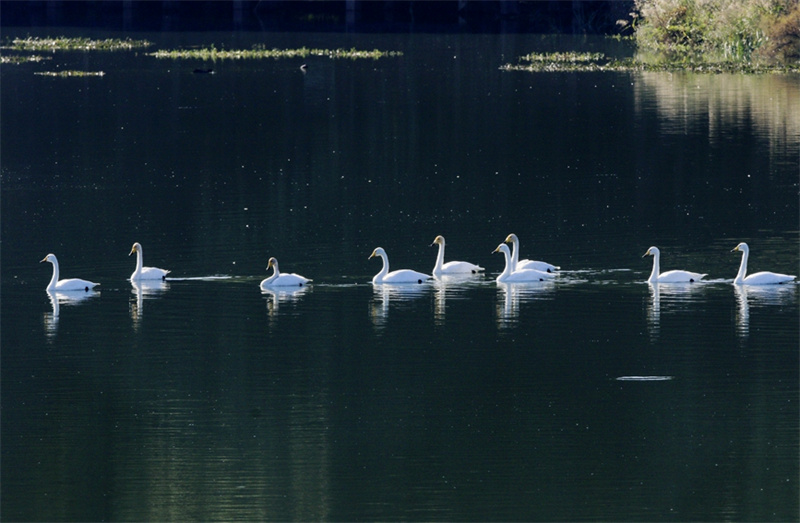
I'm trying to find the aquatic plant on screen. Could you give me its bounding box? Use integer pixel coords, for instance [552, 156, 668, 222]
[501, 50, 800, 73]
[34, 70, 106, 77]
[148, 45, 402, 61]
[0, 54, 50, 64]
[7, 36, 152, 51]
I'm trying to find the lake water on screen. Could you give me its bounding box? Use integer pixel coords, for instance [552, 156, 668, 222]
[2, 29, 798, 521]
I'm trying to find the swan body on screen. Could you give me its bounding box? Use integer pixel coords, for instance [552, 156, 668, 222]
[643, 246, 706, 283]
[129, 242, 170, 281]
[493, 244, 555, 283]
[504, 233, 559, 273]
[260, 257, 311, 288]
[369, 247, 431, 284]
[40, 253, 100, 292]
[431, 235, 484, 277]
[732, 242, 796, 285]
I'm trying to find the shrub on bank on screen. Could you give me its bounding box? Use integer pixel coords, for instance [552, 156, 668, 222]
[632, 0, 800, 65]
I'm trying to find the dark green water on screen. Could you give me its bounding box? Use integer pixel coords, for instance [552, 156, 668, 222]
[2, 30, 798, 521]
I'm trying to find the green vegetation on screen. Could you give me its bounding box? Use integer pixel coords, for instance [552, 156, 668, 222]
[630, 0, 800, 66]
[7, 36, 152, 51]
[148, 45, 402, 61]
[501, 50, 800, 73]
[0, 54, 50, 64]
[34, 70, 106, 77]
[504, 1, 800, 75]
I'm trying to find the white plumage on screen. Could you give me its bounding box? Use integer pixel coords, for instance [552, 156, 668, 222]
[129, 242, 170, 281]
[40, 253, 100, 292]
[261, 257, 311, 288]
[732, 242, 796, 285]
[643, 246, 706, 283]
[369, 247, 431, 284]
[431, 235, 484, 277]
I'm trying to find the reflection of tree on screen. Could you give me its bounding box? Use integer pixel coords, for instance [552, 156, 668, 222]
[636, 72, 799, 152]
[633, 72, 799, 236]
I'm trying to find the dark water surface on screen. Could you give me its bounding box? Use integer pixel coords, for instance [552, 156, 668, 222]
[2, 30, 798, 521]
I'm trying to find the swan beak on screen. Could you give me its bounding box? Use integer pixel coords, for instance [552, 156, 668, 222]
[642, 251, 649, 258]
[40, 256, 47, 263]
[731, 246, 739, 252]
[492, 247, 500, 254]
[129, 247, 135, 256]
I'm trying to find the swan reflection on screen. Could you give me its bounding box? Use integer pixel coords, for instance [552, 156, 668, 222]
[645, 282, 705, 341]
[432, 274, 480, 325]
[263, 285, 310, 320]
[44, 289, 99, 338]
[496, 280, 555, 327]
[130, 279, 170, 327]
[734, 283, 796, 339]
[370, 283, 431, 329]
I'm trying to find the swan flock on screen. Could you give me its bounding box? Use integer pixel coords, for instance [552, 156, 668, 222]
[41, 237, 796, 291]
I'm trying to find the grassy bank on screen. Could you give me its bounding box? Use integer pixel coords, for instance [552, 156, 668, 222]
[630, 0, 800, 65]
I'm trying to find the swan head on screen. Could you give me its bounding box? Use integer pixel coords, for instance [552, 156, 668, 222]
[40, 253, 57, 264]
[643, 246, 659, 258]
[732, 242, 749, 253]
[267, 257, 279, 270]
[129, 242, 142, 256]
[493, 244, 511, 256]
[369, 247, 386, 260]
[504, 233, 519, 244]
[431, 235, 445, 246]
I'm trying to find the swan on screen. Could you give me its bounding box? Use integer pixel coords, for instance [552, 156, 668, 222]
[40, 253, 100, 292]
[504, 233, 559, 273]
[369, 247, 431, 284]
[642, 246, 706, 283]
[731, 242, 796, 285]
[431, 235, 484, 277]
[129, 242, 170, 281]
[260, 257, 311, 288]
[493, 244, 555, 283]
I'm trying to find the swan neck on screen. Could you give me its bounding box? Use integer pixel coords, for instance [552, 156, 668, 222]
[500, 249, 513, 279]
[379, 253, 389, 277]
[134, 248, 144, 274]
[648, 252, 660, 283]
[47, 260, 59, 290]
[735, 249, 748, 284]
[434, 243, 445, 273]
[510, 239, 519, 271]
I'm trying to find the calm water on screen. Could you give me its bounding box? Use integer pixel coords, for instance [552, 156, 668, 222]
[2, 29, 798, 521]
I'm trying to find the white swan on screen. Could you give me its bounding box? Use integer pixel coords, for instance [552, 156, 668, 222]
[260, 257, 311, 288]
[643, 246, 706, 283]
[129, 242, 170, 281]
[732, 242, 796, 285]
[40, 253, 100, 292]
[493, 244, 555, 283]
[504, 233, 559, 273]
[369, 247, 431, 284]
[431, 235, 484, 277]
